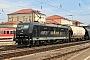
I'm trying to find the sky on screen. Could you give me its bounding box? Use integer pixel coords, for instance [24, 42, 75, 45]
[0, 0, 90, 25]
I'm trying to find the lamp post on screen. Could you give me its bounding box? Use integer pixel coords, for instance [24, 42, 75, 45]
[65, 15, 73, 25]
[69, 15, 73, 25]
[69, 15, 73, 20]
[66, 15, 73, 20]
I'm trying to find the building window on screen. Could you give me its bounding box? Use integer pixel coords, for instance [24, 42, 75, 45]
[11, 17, 14, 21]
[16, 16, 19, 22]
[22, 16, 25, 22]
[28, 16, 31, 22]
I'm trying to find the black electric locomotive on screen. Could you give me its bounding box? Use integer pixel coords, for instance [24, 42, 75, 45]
[15, 22, 69, 46]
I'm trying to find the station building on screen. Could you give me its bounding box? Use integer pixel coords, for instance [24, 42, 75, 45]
[46, 15, 83, 26]
[7, 8, 46, 23]
[72, 20, 83, 26]
[0, 9, 84, 28]
[0, 8, 46, 28]
[0, 21, 18, 28]
[46, 15, 72, 25]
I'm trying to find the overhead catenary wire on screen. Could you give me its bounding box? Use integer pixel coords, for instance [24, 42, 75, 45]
[0, 0, 90, 25]
[35, 0, 81, 15]
[79, 3, 81, 7]
[0, 0, 90, 18]
[59, 4, 62, 8]
[0, 0, 88, 16]
[81, 0, 89, 5]
[35, 0, 90, 17]
[83, 0, 90, 4]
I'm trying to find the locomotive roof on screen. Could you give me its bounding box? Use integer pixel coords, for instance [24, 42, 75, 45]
[18, 22, 68, 28]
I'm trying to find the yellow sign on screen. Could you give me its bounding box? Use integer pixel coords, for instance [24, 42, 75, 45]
[54, 30, 56, 34]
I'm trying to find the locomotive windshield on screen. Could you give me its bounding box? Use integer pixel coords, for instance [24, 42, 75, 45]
[17, 23, 29, 29]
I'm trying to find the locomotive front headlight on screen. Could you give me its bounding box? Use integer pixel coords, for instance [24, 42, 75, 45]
[26, 39, 28, 41]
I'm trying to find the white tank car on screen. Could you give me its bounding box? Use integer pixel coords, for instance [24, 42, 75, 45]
[69, 26, 85, 39]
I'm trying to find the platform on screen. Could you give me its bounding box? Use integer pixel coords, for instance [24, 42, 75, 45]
[0, 39, 16, 46]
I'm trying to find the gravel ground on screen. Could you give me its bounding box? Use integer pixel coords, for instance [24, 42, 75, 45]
[51, 48, 89, 60]
[5, 42, 90, 60]
[1, 40, 90, 60]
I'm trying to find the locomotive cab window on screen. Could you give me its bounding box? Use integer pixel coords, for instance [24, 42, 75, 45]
[17, 23, 29, 29]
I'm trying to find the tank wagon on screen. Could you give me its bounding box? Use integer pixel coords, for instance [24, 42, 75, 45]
[14, 22, 87, 46]
[81, 26, 90, 40]
[69, 26, 85, 41]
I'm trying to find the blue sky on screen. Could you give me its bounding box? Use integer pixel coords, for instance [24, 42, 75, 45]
[0, 0, 90, 25]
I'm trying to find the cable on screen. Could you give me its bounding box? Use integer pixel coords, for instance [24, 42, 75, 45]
[0, 0, 87, 16]
[0, 1, 90, 18]
[81, 0, 89, 5]
[35, 0, 79, 15]
[84, 0, 89, 4]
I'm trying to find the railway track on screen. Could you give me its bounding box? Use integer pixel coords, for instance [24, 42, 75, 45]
[42, 46, 89, 60]
[0, 45, 18, 51]
[0, 40, 89, 51]
[0, 40, 90, 60]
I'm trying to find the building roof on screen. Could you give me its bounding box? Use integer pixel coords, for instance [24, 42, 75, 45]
[72, 20, 83, 24]
[87, 24, 90, 26]
[1, 21, 18, 25]
[46, 15, 70, 21]
[0, 28, 15, 30]
[46, 19, 59, 24]
[46, 15, 63, 20]
[8, 8, 46, 16]
[46, 15, 72, 24]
